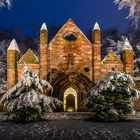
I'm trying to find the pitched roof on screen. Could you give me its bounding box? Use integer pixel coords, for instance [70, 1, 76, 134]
[7, 39, 20, 53]
[102, 50, 123, 64]
[18, 49, 39, 64]
[49, 18, 92, 45]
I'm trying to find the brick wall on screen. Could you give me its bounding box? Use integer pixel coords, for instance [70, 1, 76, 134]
[17, 64, 39, 81]
[101, 50, 123, 78]
[7, 50, 20, 89]
[122, 50, 134, 77]
[49, 19, 93, 81]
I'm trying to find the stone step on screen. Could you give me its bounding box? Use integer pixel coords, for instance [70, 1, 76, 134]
[44, 112, 96, 120]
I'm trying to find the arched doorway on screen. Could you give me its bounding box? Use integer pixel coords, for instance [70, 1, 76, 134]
[63, 87, 78, 112]
[51, 72, 93, 111]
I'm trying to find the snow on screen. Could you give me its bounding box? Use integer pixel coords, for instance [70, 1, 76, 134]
[134, 58, 140, 80]
[93, 22, 100, 30]
[114, 0, 140, 26]
[40, 23, 47, 31]
[7, 39, 20, 53]
[122, 38, 133, 51]
[85, 70, 140, 121]
[0, 65, 62, 121]
[0, 0, 12, 8]
[0, 40, 9, 94]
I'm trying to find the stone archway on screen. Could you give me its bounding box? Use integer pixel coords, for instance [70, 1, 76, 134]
[51, 72, 92, 111]
[63, 87, 78, 112]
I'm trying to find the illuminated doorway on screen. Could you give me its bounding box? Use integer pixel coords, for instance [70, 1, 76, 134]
[63, 87, 78, 112]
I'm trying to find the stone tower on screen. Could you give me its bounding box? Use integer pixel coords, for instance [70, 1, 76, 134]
[39, 23, 48, 80]
[122, 38, 134, 77]
[92, 22, 101, 83]
[7, 39, 20, 89]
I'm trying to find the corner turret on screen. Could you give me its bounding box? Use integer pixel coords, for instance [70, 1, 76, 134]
[122, 38, 134, 77]
[92, 22, 101, 83]
[40, 22, 49, 80]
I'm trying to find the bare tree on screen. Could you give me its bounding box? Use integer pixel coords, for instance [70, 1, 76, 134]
[0, 0, 12, 8]
[114, 0, 140, 27]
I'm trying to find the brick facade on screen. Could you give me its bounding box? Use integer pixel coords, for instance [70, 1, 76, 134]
[6, 19, 137, 111]
[49, 19, 93, 82]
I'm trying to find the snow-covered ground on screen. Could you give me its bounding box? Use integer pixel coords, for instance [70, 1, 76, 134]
[0, 119, 140, 140]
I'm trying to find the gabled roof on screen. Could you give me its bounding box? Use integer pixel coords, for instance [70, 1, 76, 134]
[102, 50, 123, 64]
[49, 18, 92, 45]
[7, 39, 20, 53]
[17, 49, 39, 64]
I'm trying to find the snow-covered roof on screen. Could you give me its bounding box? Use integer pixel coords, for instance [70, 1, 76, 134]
[122, 38, 133, 51]
[40, 23, 47, 31]
[7, 39, 20, 53]
[93, 22, 100, 30]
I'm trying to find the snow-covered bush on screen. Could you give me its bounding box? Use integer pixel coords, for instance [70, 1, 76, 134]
[0, 66, 62, 122]
[85, 71, 140, 121]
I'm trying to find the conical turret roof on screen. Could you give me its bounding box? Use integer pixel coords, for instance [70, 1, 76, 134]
[40, 23, 47, 31]
[122, 38, 133, 51]
[93, 22, 100, 30]
[7, 39, 20, 53]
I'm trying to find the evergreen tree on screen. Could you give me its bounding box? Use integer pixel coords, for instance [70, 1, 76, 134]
[85, 71, 140, 121]
[0, 65, 62, 122]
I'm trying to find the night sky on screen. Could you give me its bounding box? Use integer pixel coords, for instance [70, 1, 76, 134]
[0, 0, 129, 36]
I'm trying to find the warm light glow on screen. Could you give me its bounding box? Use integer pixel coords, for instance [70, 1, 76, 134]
[67, 107, 74, 112]
[63, 87, 78, 112]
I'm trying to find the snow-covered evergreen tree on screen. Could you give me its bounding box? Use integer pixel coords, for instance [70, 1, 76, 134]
[114, 0, 140, 26]
[85, 71, 140, 121]
[0, 40, 10, 94]
[0, 65, 62, 122]
[0, 0, 12, 8]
